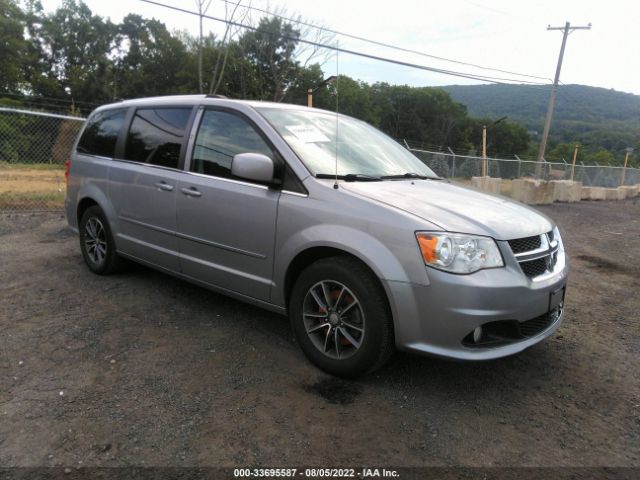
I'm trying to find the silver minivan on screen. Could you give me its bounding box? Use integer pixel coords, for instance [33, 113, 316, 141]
[66, 95, 568, 377]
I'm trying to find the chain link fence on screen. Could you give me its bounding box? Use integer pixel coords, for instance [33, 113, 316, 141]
[0, 107, 85, 212]
[408, 147, 640, 187]
[1, 107, 638, 213]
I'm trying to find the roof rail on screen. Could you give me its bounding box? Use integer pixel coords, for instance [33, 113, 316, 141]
[205, 94, 228, 99]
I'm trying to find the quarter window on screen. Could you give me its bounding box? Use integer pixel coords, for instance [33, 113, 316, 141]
[191, 110, 273, 179]
[124, 108, 192, 169]
[77, 108, 126, 158]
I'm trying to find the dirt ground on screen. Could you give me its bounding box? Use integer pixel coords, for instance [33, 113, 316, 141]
[1, 200, 639, 470]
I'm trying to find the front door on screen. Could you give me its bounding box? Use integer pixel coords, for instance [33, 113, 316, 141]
[176, 109, 281, 301]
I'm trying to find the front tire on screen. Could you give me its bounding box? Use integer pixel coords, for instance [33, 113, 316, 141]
[79, 205, 125, 275]
[289, 256, 394, 378]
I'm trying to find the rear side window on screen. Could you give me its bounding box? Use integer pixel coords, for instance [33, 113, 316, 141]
[77, 108, 126, 157]
[191, 110, 273, 179]
[124, 107, 192, 169]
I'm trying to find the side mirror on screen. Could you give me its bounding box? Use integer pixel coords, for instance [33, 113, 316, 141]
[231, 153, 274, 183]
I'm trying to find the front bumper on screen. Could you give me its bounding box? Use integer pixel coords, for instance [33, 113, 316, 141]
[385, 244, 569, 361]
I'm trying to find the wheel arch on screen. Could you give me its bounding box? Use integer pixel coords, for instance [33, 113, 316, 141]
[77, 197, 99, 224]
[74, 185, 119, 240]
[281, 245, 397, 330]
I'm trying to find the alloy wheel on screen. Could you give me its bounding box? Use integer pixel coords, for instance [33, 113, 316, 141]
[302, 280, 366, 360]
[84, 217, 107, 265]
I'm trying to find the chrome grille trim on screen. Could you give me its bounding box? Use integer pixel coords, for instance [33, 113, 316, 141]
[509, 231, 559, 279]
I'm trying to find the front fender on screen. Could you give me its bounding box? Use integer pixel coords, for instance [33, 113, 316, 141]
[272, 223, 430, 308]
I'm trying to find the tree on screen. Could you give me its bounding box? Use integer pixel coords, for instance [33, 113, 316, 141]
[0, 0, 28, 94]
[587, 149, 616, 165]
[115, 14, 192, 99]
[207, 0, 247, 95]
[371, 84, 469, 147]
[239, 17, 300, 101]
[26, 0, 116, 104]
[2, 1, 545, 161]
[486, 120, 530, 157]
[316, 75, 381, 126]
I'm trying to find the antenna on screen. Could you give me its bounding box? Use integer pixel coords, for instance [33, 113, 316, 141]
[333, 40, 339, 190]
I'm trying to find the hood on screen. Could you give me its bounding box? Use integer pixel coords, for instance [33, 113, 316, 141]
[339, 180, 553, 240]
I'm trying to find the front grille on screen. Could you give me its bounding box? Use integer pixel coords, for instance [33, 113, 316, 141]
[508, 235, 542, 254]
[508, 231, 557, 279]
[520, 257, 548, 278]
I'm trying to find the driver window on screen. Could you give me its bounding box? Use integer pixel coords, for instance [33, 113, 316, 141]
[191, 110, 273, 179]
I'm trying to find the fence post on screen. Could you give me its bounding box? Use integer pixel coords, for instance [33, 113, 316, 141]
[621, 148, 633, 186]
[514, 154, 522, 179]
[536, 157, 546, 180]
[447, 147, 456, 178]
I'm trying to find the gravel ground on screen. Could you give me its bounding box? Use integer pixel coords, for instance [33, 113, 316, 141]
[0, 200, 639, 469]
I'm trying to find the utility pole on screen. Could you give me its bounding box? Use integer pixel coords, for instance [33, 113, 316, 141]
[536, 21, 591, 174]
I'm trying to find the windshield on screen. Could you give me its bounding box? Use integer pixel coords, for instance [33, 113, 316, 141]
[257, 107, 437, 179]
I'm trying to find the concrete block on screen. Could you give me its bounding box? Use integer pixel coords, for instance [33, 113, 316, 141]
[604, 188, 626, 201]
[471, 176, 501, 194]
[620, 185, 640, 198]
[510, 179, 554, 205]
[581, 187, 606, 200]
[580, 186, 592, 200]
[550, 180, 582, 202]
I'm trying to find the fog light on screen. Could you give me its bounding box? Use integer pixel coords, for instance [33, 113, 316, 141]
[473, 326, 483, 343]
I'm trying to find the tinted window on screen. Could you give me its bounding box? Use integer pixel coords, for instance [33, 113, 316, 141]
[77, 108, 126, 157]
[191, 110, 273, 179]
[124, 108, 192, 169]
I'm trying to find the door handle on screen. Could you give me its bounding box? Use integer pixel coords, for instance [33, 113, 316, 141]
[154, 181, 174, 192]
[180, 187, 202, 197]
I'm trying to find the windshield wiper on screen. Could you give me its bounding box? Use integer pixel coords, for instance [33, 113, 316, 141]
[316, 173, 382, 182]
[381, 173, 441, 180]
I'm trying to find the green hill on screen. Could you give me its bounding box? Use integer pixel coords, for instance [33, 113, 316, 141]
[442, 84, 640, 163]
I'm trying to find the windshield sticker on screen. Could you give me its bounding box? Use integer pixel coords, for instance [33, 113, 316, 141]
[285, 125, 330, 143]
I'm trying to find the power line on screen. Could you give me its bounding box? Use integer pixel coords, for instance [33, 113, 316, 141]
[138, 0, 551, 88]
[219, 0, 553, 83]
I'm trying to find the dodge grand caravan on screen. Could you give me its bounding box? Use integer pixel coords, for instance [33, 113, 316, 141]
[66, 95, 568, 377]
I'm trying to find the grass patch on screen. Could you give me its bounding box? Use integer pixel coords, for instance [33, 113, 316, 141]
[0, 161, 65, 171]
[0, 191, 65, 211]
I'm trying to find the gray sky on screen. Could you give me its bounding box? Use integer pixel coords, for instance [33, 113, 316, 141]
[41, 0, 640, 94]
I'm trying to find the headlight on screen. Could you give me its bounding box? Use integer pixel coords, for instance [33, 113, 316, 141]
[415, 232, 504, 274]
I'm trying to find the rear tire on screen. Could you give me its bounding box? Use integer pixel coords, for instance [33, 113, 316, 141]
[289, 256, 394, 378]
[79, 205, 126, 275]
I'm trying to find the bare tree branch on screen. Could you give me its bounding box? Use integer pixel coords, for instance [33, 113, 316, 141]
[209, 0, 245, 95]
[195, 0, 213, 93]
